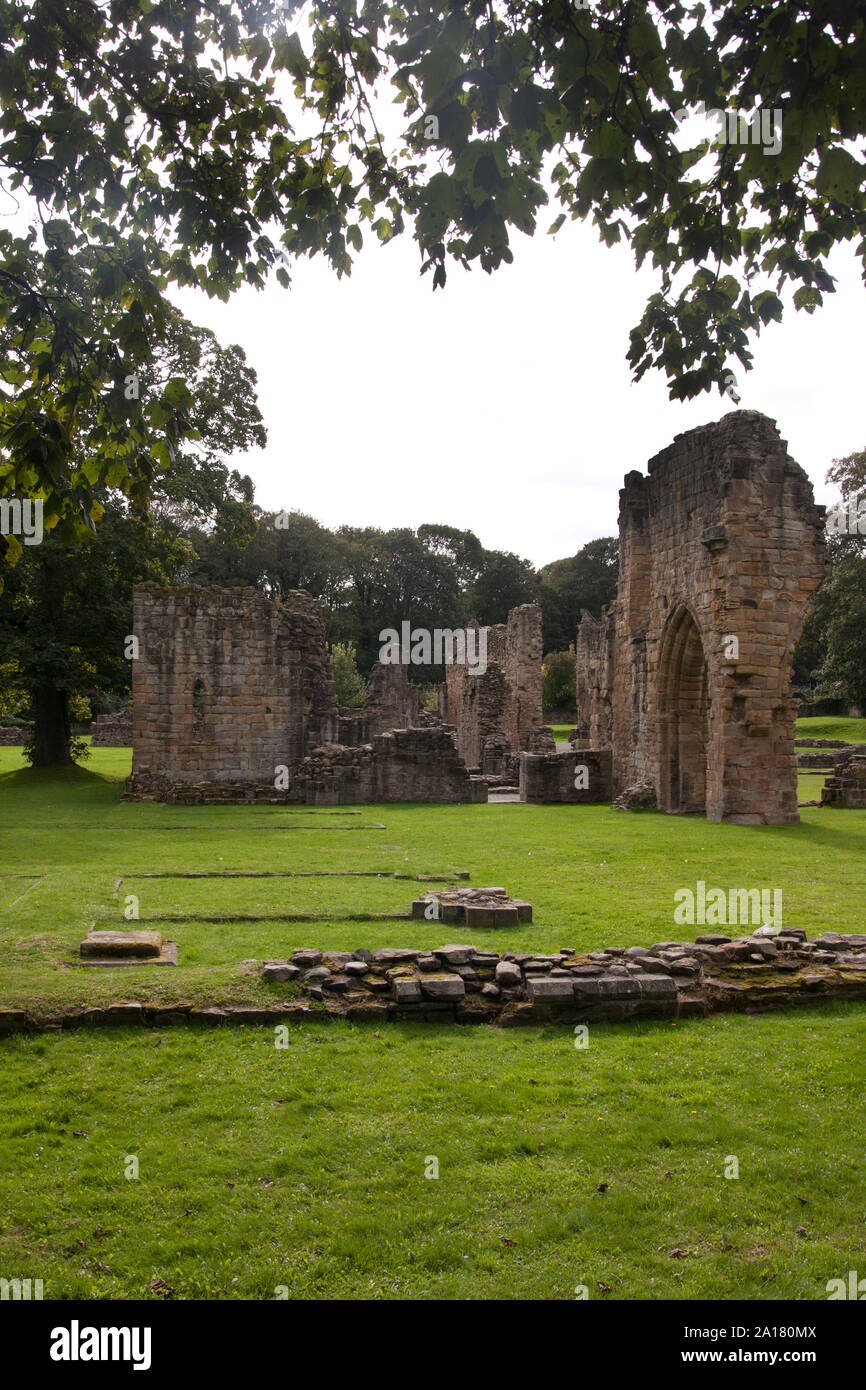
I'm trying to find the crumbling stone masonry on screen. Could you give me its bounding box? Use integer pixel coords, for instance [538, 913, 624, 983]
[337, 660, 421, 745]
[126, 584, 339, 799]
[438, 605, 552, 773]
[821, 753, 866, 809]
[255, 929, 866, 1025]
[0, 724, 31, 745]
[293, 727, 488, 805]
[410, 886, 533, 925]
[575, 412, 825, 824]
[126, 585, 495, 804]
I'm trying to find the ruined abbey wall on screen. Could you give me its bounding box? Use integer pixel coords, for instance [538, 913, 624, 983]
[440, 605, 547, 770]
[127, 584, 338, 796]
[575, 412, 826, 825]
[337, 661, 422, 745]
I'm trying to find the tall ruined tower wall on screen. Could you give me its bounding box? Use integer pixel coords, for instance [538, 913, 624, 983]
[576, 412, 826, 824]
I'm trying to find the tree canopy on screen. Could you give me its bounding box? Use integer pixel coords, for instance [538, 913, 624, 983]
[2, 0, 863, 555]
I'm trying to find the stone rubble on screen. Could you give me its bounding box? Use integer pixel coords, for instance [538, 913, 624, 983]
[4, 930, 864, 1034]
[820, 753, 866, 809]
[248, 929, 866, 1027]
[409, 886, 532, 926]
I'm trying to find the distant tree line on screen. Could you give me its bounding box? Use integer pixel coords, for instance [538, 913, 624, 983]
[185, 512, 619, 675]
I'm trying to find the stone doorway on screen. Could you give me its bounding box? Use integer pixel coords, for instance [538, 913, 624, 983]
[658, 605, 709, 814]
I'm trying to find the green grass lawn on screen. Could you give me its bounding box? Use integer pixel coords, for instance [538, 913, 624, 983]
[1, 1008, 862, 1301]
[550, 714, 866, 745]
[1, 740, 865, 1300]
[0, 746, 860, 1015]
[796, 715, 866, 743]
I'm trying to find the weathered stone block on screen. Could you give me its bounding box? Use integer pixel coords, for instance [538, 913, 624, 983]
[392, 977, 423, 1003]
[420, 975, 465, 1000]
[464, 905, 496, 928]
[526, 976, 575, 1002]
[262, 961, 301, 982]
[638, 975, 678, 999]
[80, 931, 162, 959]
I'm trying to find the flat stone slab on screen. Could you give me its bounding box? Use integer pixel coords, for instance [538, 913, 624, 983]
[80, 931, 163, 959]
[74, 940, 178, 967]
[262, 961, 301, 982]
[639, 974, 679, 998]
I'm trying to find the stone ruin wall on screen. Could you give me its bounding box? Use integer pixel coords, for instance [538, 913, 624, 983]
[5, 930, 864, 1034]
[821, 753, 866, 809]
[440, 605, 549, 773]
[337, 660, 422, 745]
[295, 726, 487, 805]
[504, 602, 545, 748]
[125, 585, 484, 805]
[520, 749, 613, 803]
[574, 608, 616, 749]
[126, 584, 339, 798]
[574, 412, 826, 825]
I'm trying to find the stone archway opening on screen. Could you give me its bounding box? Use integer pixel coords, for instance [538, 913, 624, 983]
[659, 606, 709, 814]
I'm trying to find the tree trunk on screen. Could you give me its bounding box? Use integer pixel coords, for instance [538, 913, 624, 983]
[30, 685, 73, 766]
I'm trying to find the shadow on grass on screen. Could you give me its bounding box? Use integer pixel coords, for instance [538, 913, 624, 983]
[0, 762, 125, 791]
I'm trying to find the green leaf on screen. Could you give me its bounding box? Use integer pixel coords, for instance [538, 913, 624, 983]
[815, 148, 863, 203]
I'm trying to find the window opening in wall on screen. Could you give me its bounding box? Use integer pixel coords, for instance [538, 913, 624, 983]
[192, 678, 205, 730]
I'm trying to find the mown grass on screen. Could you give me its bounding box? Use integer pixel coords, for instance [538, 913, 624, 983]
[549, 724, 574, 739]
[0, 1008, 863, 1301]
[1, 739, 865, 1301]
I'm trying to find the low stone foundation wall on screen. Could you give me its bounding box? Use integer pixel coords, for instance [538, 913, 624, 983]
[296, 727, 487, 805]
[519, 749, 613, 803]
[3, 931, 863, 1034]
[258, 929, 866, 1025]
[123, 773, 291, 803]
[0, 724, 31, 745]
[795, 738, 856, 748]
[91, 711, 132, 745]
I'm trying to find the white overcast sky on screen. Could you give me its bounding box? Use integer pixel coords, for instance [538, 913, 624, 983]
[172, 224, 863, 570]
